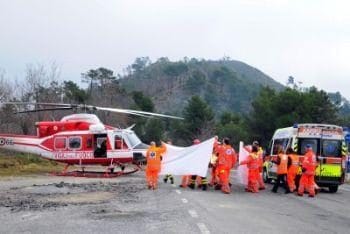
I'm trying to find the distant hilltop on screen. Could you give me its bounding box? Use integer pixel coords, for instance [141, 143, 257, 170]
[119, 57, 284, 115]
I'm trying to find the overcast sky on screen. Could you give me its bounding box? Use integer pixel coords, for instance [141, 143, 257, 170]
[0, 0, 349, 99]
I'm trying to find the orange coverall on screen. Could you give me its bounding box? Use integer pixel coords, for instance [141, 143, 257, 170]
[180, 175, 190, 188]
[240, 152, 260, 193]
[287, 153, 299, 192]
[210, 140, 221, 186]
[216, 144, 237, 194]
[298, 149, 316, 197]
[257, 147, 266, 190]
[146, 144, 166, 190]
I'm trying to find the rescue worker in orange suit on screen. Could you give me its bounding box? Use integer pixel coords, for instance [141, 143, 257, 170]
[297, 144, 317, 197]
[209, 136, 220, 187]
[188, 139, 209, 191]
[240, 145, 260, 193]
[271, 146, 291, 193]
[286, 147, 299, 192]
[163, 140, 174, 184]
[216, 137, 237, 194]
[146, 141, 166, 190]
[209, 149, 219, 187]
[253, 141, 266, 190]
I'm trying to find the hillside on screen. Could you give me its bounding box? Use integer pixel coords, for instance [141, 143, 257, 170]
[120, 58, 284, 115]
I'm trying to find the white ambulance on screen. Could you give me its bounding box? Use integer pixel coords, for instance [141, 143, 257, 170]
[263, 123, 347, 193]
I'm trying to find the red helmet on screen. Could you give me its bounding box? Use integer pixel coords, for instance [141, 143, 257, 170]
[193, 139, 200, 144]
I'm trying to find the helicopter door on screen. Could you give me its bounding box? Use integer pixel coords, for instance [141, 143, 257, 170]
[94, 134, 108, 158]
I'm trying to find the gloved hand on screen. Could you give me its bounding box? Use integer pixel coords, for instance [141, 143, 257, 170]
[302, 167, 306, 173]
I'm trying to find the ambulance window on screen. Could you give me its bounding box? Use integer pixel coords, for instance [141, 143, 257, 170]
[69, 137, 82, 150]
[298, 138, 319, 155]
[267, 140, 273, 155]
[321, 140, 341, 157]
[272, 138, 289, 154]
[54, 137, 66, 150]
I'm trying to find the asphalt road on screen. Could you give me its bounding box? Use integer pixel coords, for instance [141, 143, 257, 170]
[0, 171, 350, 234]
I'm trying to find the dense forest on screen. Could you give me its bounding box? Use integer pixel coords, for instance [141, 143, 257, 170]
[0, 58, 350, 148]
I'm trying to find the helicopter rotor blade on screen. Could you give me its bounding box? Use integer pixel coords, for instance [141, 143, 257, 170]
[1, 102, 184, 120]
[95, 106, 184, 120]
[14, 107, 73, 114]
[2, 102, 73, 107]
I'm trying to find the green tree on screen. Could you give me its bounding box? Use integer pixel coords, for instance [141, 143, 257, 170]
[129, 91, 161, 142]
[249, 86, 339, 147]
[143, 118, 164, 144]
[185, 70, 206, 92]
[163, 62, 188, 77]
[131, 57, 151, 73]
[248, 86, 277, 146]
[132, 91, 154, 112]
[216, 112, 249, 148]
[301, 87, 338, 123]
[172, 96, 214, 145]
[63, 81, 87, 103]
[81, 67, 116, 98]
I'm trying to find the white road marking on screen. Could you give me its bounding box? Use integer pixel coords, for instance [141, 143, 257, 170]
[181, 198, 188, 203]
[188, 209, 198, 218]
[197, 223, 210, 234]
[172, 184, 176, 187]
[22, 213, 41, 221]
[175, 189, 182, 194]
[218, 204, 234, 208]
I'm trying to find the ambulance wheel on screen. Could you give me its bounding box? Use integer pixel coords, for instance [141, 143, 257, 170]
[328, 185, 338, 193]
[263, 168, 271, 184]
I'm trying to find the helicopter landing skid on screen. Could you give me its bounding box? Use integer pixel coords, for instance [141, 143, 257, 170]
[51, 167, 140, 178]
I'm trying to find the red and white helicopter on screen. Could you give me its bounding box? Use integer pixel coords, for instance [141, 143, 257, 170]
[0, 102, 183, 177]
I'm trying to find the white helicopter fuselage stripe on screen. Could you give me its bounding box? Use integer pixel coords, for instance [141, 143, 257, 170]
[0, 132, 141, 161]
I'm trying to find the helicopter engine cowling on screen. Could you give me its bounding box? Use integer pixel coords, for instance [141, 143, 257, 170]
[36, 121, 92, 137]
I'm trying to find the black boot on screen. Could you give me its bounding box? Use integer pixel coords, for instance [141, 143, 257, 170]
[170, 177, 174, 184]
[189, 176, 196, 189]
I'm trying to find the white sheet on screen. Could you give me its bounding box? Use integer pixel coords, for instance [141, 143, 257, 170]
[160, 137, 215, 177]
[238, 141, 249, 185]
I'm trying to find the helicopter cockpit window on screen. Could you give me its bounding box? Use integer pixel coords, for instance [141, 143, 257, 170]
[68, 137, 82, 150]
[125, 132, 141, 147]
[54, 137, 66, 150]
[114, 135, 128, 149]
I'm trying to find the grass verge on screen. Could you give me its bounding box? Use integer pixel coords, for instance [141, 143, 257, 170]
[0, 150, 64, 177]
